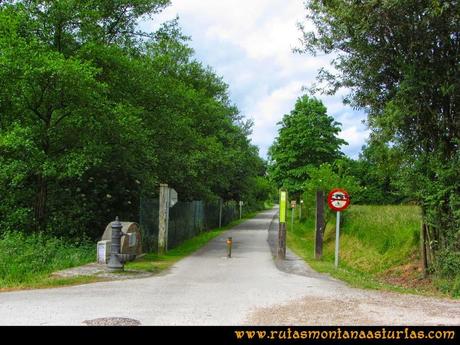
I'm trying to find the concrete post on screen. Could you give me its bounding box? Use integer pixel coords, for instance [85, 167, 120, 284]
[158, 183, 170, 255]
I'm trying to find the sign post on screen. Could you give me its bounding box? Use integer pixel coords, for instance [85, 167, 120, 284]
[239, 201, 243, 219]
[327, 188, 350, 269]
[299, 200, 304, 220]
[169, 188, 178, 207]
[278, 190, 287, 259]
[334, 211, 341, 269]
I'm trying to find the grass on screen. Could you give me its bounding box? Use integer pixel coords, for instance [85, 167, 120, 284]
[0, 231, 96, 290]
[287, 204, 453, 297]
[125, 209, 265, 273]
[0, 275, 109, 292]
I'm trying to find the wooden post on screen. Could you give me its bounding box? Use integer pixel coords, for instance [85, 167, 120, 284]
[315, 190, 325, 259]
[278, 223, 286, 259]
[420, 221, 428, 277]
[278, 189, 287, 259]
[158, 183, 170, 255]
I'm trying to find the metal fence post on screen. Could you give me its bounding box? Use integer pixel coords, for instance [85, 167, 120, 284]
[219, 198, 223, 228]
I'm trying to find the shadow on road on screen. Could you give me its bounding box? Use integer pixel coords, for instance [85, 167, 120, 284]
[267, 209, 339, 282]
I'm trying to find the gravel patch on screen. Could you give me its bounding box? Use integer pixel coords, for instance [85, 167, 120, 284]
[83, 317, 141, 326]
[52, 262, 153, 280]
[246, 290, 460, 325]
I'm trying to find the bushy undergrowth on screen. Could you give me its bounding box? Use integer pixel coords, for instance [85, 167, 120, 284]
[0, 231, 94, 287]
[434, 250, 460, 297]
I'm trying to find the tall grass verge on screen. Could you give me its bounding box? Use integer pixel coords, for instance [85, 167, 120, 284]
[287, 205, 456, 296]
[0, 231, 95, 288]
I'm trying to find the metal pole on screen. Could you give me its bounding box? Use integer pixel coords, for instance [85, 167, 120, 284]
[219, 198, 223, 228]
[335, 211, 341, 269]
[291, 206, 294, 230]
[299, 203, 302, 220]
[239, 202, 242, 219]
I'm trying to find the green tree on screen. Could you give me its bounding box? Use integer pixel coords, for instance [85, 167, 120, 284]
[268, 94, 347, 193]
[0, 1, 268, 240]
[298, 0, 460, 272]
[0, 1, 164, 234]
[342, 140, 407, 205]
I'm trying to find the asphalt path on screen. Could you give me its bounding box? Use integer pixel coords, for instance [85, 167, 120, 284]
[0, 207, 459, 325]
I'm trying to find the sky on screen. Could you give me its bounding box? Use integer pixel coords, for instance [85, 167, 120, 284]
[142, 0, 370, 159]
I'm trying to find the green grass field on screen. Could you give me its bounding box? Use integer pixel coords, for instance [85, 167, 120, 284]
[286, 204, 451, 296]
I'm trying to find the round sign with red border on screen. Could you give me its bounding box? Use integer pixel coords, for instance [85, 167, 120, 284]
[327, 188, 350, 211]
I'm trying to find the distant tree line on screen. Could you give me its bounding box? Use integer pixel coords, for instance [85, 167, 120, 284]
[0, 0, 272, 241]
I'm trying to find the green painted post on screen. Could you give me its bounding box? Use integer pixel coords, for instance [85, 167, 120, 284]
[278, 189, 287, 259]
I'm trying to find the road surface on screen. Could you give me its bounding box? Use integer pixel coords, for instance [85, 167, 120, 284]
[0, 207, 459, 325]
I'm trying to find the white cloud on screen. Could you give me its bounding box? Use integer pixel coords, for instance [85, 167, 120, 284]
[247, 81, 304, 156]
[143, 0, 369, 159]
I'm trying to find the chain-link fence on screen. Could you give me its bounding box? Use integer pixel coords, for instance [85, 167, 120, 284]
[139, 197, 241, 253]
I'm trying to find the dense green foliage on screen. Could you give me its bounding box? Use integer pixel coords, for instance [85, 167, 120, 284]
[298, 0, 460, 278]
[336, 142, 408, 205]
[0, 1, 269, 240]
[268, 95, 347, 194]
[301, 162, 361, 222]
[0, 231, 94, 287]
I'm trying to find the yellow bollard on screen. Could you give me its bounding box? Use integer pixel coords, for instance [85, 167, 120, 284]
[227, 237, 233, 258]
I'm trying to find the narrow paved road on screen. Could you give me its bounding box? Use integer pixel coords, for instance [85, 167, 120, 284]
[0, 207, 459, 325]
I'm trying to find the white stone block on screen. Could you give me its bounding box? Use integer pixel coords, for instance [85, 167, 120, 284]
[97, 240, 111, 264]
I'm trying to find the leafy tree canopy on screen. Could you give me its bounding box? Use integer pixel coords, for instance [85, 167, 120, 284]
[268, 94, 347, 193]
[0, 0, 268, 239]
